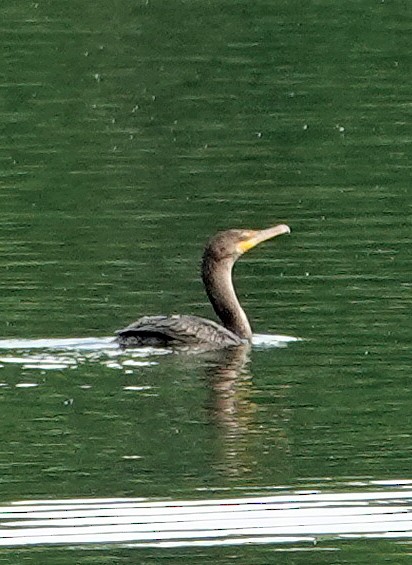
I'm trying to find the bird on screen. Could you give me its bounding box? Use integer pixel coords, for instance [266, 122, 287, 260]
[116, 224, 290, 349]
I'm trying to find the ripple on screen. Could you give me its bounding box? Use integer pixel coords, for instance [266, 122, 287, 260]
[0, 337, 166, 372]
[0, 334, 300, 372]
[0, 337, 117, 351]
[0, 483, 411, 548]
[253, 334, 301, 348]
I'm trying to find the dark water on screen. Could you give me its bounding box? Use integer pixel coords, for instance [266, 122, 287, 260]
[0, 0, 411, 562]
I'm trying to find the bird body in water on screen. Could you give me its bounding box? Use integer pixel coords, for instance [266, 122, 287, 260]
[116, 224, 290, 349]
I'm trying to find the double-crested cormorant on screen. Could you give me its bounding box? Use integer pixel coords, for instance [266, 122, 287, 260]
[116, 224, 290, 349]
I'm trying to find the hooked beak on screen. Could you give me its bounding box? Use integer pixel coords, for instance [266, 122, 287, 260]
[237, 224, 291, 254]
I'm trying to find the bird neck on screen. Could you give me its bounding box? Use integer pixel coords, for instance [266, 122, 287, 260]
[201, 257, 252, 341]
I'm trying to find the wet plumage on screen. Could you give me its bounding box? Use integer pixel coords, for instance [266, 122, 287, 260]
[116, 224, 290, 349]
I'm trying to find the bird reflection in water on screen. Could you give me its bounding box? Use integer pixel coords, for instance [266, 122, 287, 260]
[203, 344, 256, 477]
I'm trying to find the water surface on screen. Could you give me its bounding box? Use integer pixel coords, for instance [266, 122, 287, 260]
[0, 0, 410, 562]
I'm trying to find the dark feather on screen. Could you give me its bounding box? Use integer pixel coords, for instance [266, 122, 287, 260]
[116, 315, 243, 348]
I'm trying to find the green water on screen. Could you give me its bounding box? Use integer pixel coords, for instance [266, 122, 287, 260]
[0, 0, 411, 562]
